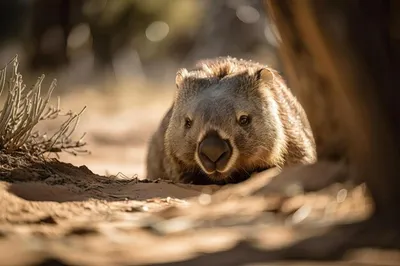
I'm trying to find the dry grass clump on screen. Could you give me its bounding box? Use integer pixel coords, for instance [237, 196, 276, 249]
[0, 55, 88, 158]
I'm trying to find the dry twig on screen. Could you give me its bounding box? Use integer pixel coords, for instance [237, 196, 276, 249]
[0, 55, 89, 157]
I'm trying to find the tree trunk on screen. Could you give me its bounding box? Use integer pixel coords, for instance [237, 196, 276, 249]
[264, 0, 399, 219]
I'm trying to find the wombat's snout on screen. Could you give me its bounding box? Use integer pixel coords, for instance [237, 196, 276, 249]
[198, 131, 232, 173]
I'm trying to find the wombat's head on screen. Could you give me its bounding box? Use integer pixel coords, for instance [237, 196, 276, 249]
[165, 57, 286, 182]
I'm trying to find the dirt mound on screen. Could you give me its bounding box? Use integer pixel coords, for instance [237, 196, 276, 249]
[0, 152, 398, 266]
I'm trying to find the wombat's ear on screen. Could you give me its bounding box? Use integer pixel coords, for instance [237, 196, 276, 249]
[255, 68, 275, 83]
[175, 68, 189, 88]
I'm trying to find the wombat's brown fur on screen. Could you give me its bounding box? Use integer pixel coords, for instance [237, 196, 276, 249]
[146, 56, 316, 185]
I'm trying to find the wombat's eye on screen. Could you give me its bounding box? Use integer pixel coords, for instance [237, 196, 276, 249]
[238, 115, 251, 126]
[184, 118, 192, 129]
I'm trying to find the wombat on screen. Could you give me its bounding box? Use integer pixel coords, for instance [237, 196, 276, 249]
[145, 56, 316, 185]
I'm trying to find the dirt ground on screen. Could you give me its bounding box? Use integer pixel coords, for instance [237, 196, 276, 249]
[0, 88, 399, 266]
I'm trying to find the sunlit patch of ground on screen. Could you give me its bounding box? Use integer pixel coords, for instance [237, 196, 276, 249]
[34, 80, 175, 179]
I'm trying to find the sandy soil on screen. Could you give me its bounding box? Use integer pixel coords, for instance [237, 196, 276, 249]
[0, 89, 399, 266]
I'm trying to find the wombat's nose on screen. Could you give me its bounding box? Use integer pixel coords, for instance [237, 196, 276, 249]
[198, 132, 232, 172]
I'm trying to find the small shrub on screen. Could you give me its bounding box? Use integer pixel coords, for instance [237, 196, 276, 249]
[0, 55, 88, 158]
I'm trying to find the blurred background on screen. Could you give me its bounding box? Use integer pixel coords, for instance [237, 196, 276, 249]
[0, 0, 281, 178]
